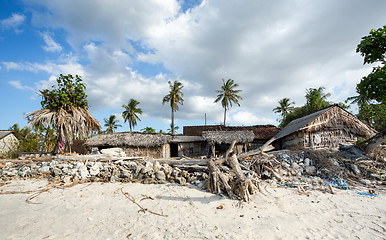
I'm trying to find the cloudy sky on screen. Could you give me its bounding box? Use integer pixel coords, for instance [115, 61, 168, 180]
[1, 0, 385, 133]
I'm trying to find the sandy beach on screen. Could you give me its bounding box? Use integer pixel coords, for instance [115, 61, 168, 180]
[0, 180, 385, 240]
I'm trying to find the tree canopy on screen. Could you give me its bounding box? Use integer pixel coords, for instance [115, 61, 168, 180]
[348, 25, 386, 131]
[27, 74, 101, 153]
[122, 99, 142, 132]
[104, 115, 122, 133]
[214, 78, 243, 126]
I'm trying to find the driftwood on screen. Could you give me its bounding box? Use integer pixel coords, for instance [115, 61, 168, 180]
[206, 140, 257, 202]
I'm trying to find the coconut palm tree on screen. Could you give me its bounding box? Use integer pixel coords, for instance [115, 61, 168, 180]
[273, 98, 295, 118]
[122, 99, 143, 132]
[104, 115, 122, 133]
[162, 80, 184, 135]
[305, 87, 331, 112]
[26, 74, 101, 153]
[214, 78, 243, 126]
[167, 125, 179, 134]
[141, 127, 156, 133]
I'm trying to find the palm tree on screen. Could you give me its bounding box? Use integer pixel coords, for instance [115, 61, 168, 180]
[141, 127, 156, 133]
[214, 78, 243, 126]
[167, 125, 179, 134]
[122, 99, 143, 132]
[26, 74, 101, 153]
[104, 115, 122, 133]
[162, 80, 184, 135]
[273, 98, 295, 118]
[305, 87, 331, 112]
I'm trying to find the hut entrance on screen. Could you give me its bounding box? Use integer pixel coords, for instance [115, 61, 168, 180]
[170, 143, 178, 157]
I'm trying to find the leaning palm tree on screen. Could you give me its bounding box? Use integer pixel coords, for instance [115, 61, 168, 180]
[26, 74, 101, 153]
[104, 115, 122, 133]
[162, 80, 184, 135]
[214, 78, 243, 126]
[273, 98, 295, 119]
[122, 99, 143, 132]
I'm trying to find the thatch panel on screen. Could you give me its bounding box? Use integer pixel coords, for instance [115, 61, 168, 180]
[84, 132, 172, 148]
[202, 131, 255, 144]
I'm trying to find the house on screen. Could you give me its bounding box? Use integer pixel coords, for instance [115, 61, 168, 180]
[183, 125, 279, 149]
[269, 105, 377, 151]
[84, 132, 172, 158]
[0, 130, 19, 156]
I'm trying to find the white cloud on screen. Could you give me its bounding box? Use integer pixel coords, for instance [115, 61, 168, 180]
[40, 32, 62, 52]
[7, 0, 386, 127]
[0, 13, 25, 33]
[8, 80, 34, 91]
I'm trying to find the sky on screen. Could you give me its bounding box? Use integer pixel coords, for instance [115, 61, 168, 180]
[1, 0, 385, 133]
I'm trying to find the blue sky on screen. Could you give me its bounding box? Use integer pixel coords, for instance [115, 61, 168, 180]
[1, 0, 385, 133]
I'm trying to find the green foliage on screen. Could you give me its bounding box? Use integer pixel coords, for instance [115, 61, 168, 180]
[214, 78, 243, 125]
[167, 125, 179, 134]
[356, 25, 386, 65]
[305, 87, 331, 113]
[275, 87, 333, 128]
[141, 127, 156, 133]
[273, 98, 295, 124]
[6, 123, 57, 158]
[104, 115, 122, 133]
[40, 74, 88, 111]
[348, 25, 386, 131]
[356, 66, 386, 103]
[122, 99, 143, 132]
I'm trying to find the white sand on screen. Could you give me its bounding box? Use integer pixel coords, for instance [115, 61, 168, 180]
[0, 180, 385, 240]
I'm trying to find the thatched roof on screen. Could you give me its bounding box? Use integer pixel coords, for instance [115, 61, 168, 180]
[202, 131, 255, 144]
[183, 125, 279, 140]
[84, 132, 172, 148]
[273, 105, 377, 140]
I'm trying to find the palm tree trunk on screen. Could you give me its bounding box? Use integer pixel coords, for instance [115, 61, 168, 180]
[223, 108, 227, 126]
[130, 124, 132, 132]
[171, 108, 175, 135]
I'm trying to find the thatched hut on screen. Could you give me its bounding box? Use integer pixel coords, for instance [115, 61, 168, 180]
[84, 132, 172, 158]
[270, 105, 377, 151]
[169, 135, 206, 157]
[202, 130, 255, 156]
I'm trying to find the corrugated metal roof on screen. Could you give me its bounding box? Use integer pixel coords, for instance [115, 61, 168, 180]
[0, 130, 13, 139]
[273, 106, 333, 140]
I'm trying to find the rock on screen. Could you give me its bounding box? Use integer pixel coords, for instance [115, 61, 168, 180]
[329, 158, 340, 167]
[4, 162, 12, 169]
[52, 168, 63, 177]
[110, 175, 118, 183]
[78, 166, 90, 179]
[38, 166, 51, 174]
[120, 169, 131, 178]
[62, 167, 69, 175]
[155, 171, 166, 181]
[176, 176, 187, 185]
[140, 167, 152, 175]
[143, 177, 155, 184]
[125, 161, 137, 170]
[305, 166, 316, 175]
[101, 148, 126, 157]
[339, 143, 354, 151]
[304, 158, 311, 167]
[63, 176, 71, 183]
[145, 162, 153, 169]
[153, 161, 161, 171]
[291, 162, 299, 169]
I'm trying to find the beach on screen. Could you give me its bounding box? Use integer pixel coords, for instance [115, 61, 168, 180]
[0, 179, 385, 240]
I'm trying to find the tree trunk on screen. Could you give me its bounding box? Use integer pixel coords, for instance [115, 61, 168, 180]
[223, 108, 227, 126]
[171, 108, 175, 135]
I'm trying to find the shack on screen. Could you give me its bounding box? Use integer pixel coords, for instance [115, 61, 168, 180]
[269, 105, 377, 151]
[84, 132, 172, 158]
[0, 130, 19, 156]
[183, 125, 279, 149]
[202, 130, 255, 156]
